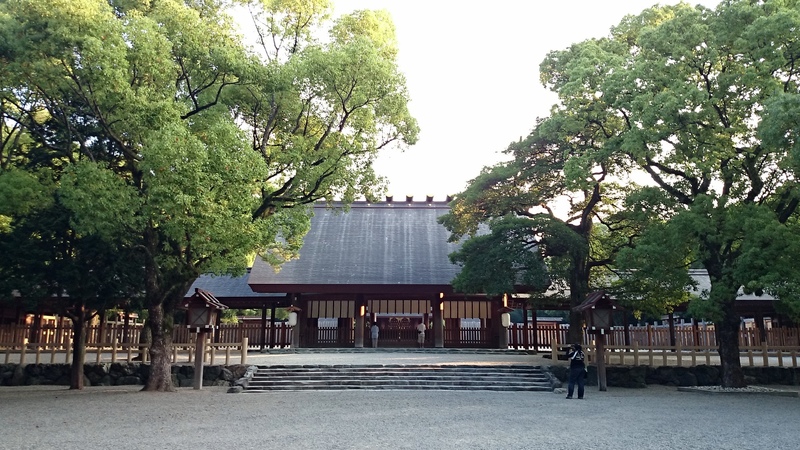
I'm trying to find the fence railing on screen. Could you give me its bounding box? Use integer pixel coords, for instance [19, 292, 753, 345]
[0, 322, 293, 348]
[548, 341, 800, 368]
[508, 323, 800, 351]
[2, 336, 251, 366]
[3, 322, 800, 369]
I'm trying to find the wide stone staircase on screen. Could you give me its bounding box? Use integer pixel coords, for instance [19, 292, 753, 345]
[243, 364, 553, 392]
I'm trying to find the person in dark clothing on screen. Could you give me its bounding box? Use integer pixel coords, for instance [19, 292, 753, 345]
[566, 343, 586, 399]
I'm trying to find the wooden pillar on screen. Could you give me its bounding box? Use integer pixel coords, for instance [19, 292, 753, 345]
[30, 312, 42, 344]
[498, 316, 509, 350]
[214, 311, 222, 343]
[98, 309, 106, 345]
[433, 297, 444, 348]
[122, 307, 131, 344]
[493, 297, 503, 349]
[623, 314, 631, 347]
[193, 330, 207, 390]
[668, 312, 676, 347]
[530, 309, 538, 352]
[337, 318, 350, 345]
[260, 304, 268, 351]
[269, 304, 277, 348]
[597, 332, 607, 391]
[290, 294, 302, 349]
[755, 312, 766, 343]
[354, 294, 366, 348]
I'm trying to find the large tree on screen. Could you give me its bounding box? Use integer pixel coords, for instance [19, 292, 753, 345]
[0, 0, 417, 391]
[541, 0, 800, 387]
[439, 112, 634, 344]
[0, 182, 143, 389]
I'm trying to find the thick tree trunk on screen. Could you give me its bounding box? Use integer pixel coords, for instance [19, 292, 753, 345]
[69, 305, 87, 390]
[567, 261, 589, 345]
[706, 260, 746, 388]
[717, 300, 746, 388]
[142, 302, 175, 391]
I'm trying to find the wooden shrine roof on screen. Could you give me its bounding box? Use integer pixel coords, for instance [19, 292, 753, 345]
[248, 200, 467, 295]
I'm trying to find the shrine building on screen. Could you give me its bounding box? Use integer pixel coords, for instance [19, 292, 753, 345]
[188, 197, 526, 349]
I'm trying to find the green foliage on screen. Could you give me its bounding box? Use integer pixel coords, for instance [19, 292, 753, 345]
[541, 0, 800, 385]
[448, 216, 552, 296]
[0, 0, 417, 390]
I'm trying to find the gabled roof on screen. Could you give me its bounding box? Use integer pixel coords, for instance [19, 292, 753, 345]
[182, 288, 229, 310]
[185, 270, 285, 308]
[187, 270, 266, 298]
[248, 200, 465, 295]
[574, 290, 624, 313]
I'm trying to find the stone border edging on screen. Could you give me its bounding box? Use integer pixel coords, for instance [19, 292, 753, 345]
[228, 365, 258, 393]
[677, 386, 799, 397]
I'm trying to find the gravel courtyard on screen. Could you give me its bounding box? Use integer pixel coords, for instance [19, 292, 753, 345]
[1, 383, 798, 450]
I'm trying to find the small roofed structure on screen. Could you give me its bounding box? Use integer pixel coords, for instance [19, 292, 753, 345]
[574, 291, 624, 335]
[182, 288, 228, 333]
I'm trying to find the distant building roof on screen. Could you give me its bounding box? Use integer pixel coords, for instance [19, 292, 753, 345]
[248, 200, 465, 295]
[688, 269, 776, 302]
[186, 270, 284, 308]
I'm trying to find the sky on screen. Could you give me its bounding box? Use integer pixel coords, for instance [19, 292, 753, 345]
[331, 0, 722, 200]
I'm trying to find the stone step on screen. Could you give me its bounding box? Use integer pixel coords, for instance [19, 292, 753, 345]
[244, 364, 553, 392]
[253, 368, 545, 375]
[248, 380, 548, 388]
[244, 385, 553, 392]
[250, 375, 549, 382]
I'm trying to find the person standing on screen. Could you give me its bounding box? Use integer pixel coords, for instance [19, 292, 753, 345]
[566, 343, 586, 399]
[416, 321, 426, 348]
[371, 322, 380, 348]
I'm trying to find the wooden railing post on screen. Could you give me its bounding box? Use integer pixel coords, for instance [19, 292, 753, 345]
[241, 337, 248, 365]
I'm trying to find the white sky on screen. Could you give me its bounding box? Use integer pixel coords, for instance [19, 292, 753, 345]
[332, 0, 722, 200]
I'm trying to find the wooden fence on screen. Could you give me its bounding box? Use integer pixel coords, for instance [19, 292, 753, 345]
[548, 341, 800, 369]
[3, 321, 800, 369]
[2, 336, 251, 366]
[508, 323, 800, 351]
[0, 322, 293, 349]
[0, 321, 292, 366]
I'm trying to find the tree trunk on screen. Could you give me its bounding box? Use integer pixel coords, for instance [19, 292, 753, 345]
[69, 304, 87, 390]
[567, 260, 589, 345]
[717, 300, 746, 388]
[567, 308, 583, 345]
[142, 301, 175, 391]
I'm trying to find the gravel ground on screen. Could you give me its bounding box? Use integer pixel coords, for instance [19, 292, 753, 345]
[1, 352, 799, 450]
[2, 384, 799, 449]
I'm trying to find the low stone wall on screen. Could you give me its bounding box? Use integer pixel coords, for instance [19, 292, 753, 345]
[547, 364, 800, 388]
[0, 363, 251, 388]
